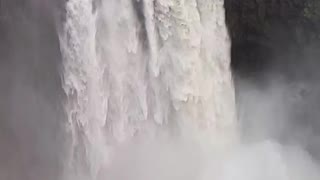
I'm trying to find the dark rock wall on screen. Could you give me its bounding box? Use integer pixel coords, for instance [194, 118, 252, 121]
[225, 0, 320, 160]
[225, 0, 320, 80]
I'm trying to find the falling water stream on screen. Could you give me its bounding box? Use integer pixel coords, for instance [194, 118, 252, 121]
[58, 0, 320, 180]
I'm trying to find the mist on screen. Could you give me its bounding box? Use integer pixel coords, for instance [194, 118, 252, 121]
[0, 0, 66, 179]
[1, 0, 320, 180]
[99, 70, 320, 180]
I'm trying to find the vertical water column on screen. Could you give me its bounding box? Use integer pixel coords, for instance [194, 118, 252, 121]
[148, 0, 237, 147]
[59, 0, 237, 178]
[59, 0, 108, 179]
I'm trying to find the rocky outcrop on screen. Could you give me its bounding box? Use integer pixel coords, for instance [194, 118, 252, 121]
[226, 1, 320, 161]
[225, 0, 320, 79]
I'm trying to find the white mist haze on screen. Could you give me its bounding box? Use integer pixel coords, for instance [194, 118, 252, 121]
[101, 75, 320, 180]
[0, 0, 320, 180]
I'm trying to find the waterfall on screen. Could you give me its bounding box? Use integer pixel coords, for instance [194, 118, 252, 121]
[59, 0, 237, 179]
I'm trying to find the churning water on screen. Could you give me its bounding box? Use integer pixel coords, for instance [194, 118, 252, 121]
[57, 0, 320, 180]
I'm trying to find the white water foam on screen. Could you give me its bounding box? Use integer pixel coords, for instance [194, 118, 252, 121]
[58, 0, 320, 180]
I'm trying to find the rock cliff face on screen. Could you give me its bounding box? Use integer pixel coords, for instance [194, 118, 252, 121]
[225, 0, 320, 79]
[225, 0, 320, 161]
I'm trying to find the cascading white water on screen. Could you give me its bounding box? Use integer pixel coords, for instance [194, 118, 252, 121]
[59, 0, 109, 179]
[58, 1, 320, 180]
[59, 0, 237, 179]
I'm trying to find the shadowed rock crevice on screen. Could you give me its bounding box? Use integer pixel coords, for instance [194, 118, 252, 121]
[225, 0, 320, 80]
[225, 0, 320, 161]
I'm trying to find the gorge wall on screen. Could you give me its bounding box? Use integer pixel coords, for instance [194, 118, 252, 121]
[226, 0, 320, 79]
